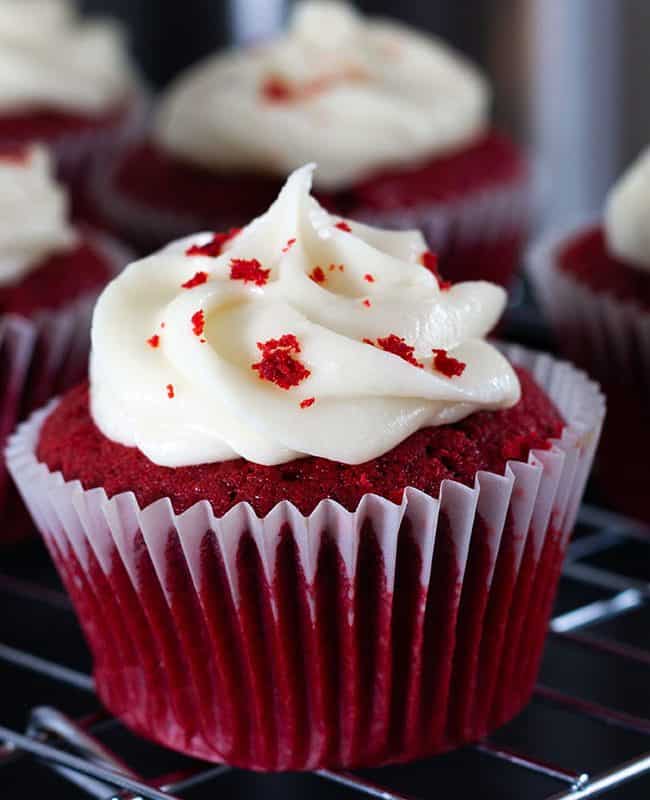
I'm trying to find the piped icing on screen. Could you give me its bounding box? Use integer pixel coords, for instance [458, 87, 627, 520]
[605, 146, 650, 272]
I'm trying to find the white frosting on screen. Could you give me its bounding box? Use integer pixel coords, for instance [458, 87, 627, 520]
[0, 145, 76, 285]
[91, 165, 518, 468]
[154, 0, 489, 190]
[605, 146, 650, 271]
[0, 0, 135, 114]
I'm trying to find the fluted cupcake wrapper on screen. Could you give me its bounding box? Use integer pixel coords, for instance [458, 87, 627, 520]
[6, 346, 604, 769]
[0, 233, 132, 545]
[527, 223, 650, 524]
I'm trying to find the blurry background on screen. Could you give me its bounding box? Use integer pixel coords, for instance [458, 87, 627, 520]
[78, 0, 650, 228]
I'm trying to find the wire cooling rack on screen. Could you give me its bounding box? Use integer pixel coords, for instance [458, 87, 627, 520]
[1, 501, 649, 800]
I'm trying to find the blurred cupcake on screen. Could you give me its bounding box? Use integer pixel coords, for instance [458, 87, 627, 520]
[0, 0, 143, 187]
[528, 148, 650, 524]
[94, 0, 527, 285]
[8, 165, 603, 768]
[0, 144, 130, 544]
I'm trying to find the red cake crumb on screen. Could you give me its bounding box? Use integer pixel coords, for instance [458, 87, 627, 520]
[300, 397, 316, 409]
[186, 228, 241, 258]
[367, 335, 423, 368]
[166, 384, 175, 399]
[420, 250, 452, 290]
[147, 334, 160, 348]
[191, 310, 205, 337]
[362, 299, 371, 307]
[364, 273, 375, 282]
[229, 258, 270, 286]
[0, 238, 113, 317]
[282, 238, 296, 252]
[336, 221, 352, 232]
[181, 271, 208, 289]
[558, 225, 650, 312]
[310, 266, 326, 284]
[261, 75, 293, 102]
[432, 349, 466, 378]
[38, 368, 563, 517]
[252, 334, 311, 389]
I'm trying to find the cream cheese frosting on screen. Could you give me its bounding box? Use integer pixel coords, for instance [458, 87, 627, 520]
[90, 164, 519, 468]
[605, 146, 650, 272]
[0, 0, 135, 114]
[0, 145, 76, 286]
[154, 0, 489, 190]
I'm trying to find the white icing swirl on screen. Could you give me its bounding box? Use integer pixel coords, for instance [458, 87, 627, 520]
[91, 164, 519, 467]
[0, 145, 76, 286]
[154, 0, 489, 190]
[0, 0, 135, 114]
[605, 146, 650, 271]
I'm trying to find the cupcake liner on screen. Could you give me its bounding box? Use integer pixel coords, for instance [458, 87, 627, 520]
[527, 223, 650, 524]
[0, 233, 132, 545]
[6, 346, 604, 769]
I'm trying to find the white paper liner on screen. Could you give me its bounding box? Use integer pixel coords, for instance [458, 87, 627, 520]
[5, 346, 604, 766]
[0, 232, 132, 542]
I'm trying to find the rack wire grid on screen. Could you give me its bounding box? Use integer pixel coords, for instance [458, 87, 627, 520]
[0, 498, 649, 800]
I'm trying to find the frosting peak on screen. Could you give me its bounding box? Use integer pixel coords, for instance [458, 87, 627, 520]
[0, 145, 76, 286]
[605, 146, 650, 271]
[91, 165, 519, 467]
[154, 0, 489, 190]
[0, 0, 135, 113]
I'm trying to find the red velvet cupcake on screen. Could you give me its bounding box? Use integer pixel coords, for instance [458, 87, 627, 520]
[0, 0, 144, 192]
[92, 1, 527, 285]
[528, 148, 650, 526]
[0, 145, 130, 544]
[7, 166, 604, 769]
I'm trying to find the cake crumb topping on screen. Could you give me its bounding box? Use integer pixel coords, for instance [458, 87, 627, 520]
[432, 348, 466, 378]
[181, 271, 208, 289]
[229, 258, 270, 286]
[252, 334, 311, 389]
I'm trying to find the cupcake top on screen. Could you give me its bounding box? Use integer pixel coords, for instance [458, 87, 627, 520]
[605, 146, 650, 272]
[90, 164, 519, 468]
[0, 0, 136, 114]
[0, 144, 75, 286]
[154, 0, 489, 190]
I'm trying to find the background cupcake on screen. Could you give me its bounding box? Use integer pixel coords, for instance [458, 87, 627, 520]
[528, 147, 650, 525]
[0, 0, 143, 193]
[0, 144, 130, 544]
[93, 0, 527, 287]
[8, 165, 604, 769]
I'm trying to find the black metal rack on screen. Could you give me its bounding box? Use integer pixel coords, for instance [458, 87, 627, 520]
[1, 501, 649, 800]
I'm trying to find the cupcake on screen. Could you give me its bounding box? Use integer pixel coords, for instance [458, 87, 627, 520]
[528, 147, 650, 525]
[93, 0, 527, 285]
[0, 144, 130, 544]
[8, 165, 604, 769]
[0, 0, 143, 187]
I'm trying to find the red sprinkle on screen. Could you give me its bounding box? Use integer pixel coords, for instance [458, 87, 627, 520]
[420, 250, 452, 290]
[373, 334, 423, 368]
[362, 299, 371, 307]
[432, 348, 467, 378]
[282, 238, 296, 253]
[261, 75, 293, 102]
[191, 310, 205, 337]
[186, 228, 241, 258]
[160, 322, 166, 329]
[230, 258, 270, 286]
[364, 273, 375, 283]
[310, 266, 326, 284]
[300, 397, 316, 409]
[166, 384, 175, 399]
[146, 334, 160, 349]
[181, 271, 208, 289]
[252, 334, 311, 390]
[335, 221, 352, 232]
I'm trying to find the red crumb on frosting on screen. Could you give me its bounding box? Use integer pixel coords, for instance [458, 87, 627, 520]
[146, 334, 160, 348]
[310, 266, 326, 284]
[252, 334, 311, 390]
[420, 250, 452, 290]
[261, 75, 293, 102]
[282, 238, 296, 253]
[368, 334, 423, 368]
[300, 397, 316, 409]
[186, 228, 241, 258]
[166, 384, 175, 399]
[191, 310, 205, 337]
[362, 299, 371, 307]
[181, 271, 208, 289]
[336, 221, 352, 232]
[229, 258, 270, 286]
[364, 273, 375, 282]
[432, 349, 466, 378]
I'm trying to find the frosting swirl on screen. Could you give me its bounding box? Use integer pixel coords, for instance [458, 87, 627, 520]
[91, 164, 519, 468]
[0, 145, 76, 286]
[605, 146, 650, 272]
[0, 0, 135, 114]
[154, 0, 489, 190]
